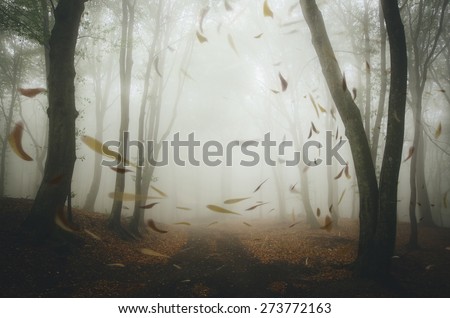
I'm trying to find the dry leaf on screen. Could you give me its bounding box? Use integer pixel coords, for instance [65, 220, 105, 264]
[316, 208, 321, 217]
[243, 222, 252, 227]
[253, 178, 268, 193]
[246, 202, 269, 211]
[110, 167, 133, 174]
[151, 185, 167, 198]
[174, 222, 191, 226]
[147, 219, 168, 234]
[84, 229, 101, 240]
[338, 189, 346, 205]
[435, 122, 442, 139]
[18, 87, 46, 98]
[321, 215, 333, 232]
[224, 197, 250, 204]
[344, 163, 351, 179]
[208, 221, 219, 227]
[48, 174, 64, 185]
[342, 72, 347, 91]
[254, 33, 263, 39]
[140, 202, 159, 209]
[227, 34, 239, 56]
[279, 72, 288, 91]
[55, 207, 77, 233]
[334, 168, 344, 180]
[176, 206, 191, 211]
[196, 31, 208, 43]
[8, 122, 33, 161]
[107, 263, 125, 268]
[309, 94, 320, 118]
[207, 205, 241, 215]
[263, 0, 273, 18]
[403, 146, 414, 162]
[140, 248, 169, 258]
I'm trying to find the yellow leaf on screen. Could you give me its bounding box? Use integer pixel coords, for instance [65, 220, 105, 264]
[224, 197, 250, 204]
[140, 248, 169, 258]
[207, 204, 241, 215]
[196, 31, 208, 43]
[8, 122, 33, 161]
[263, 0, 273, 18]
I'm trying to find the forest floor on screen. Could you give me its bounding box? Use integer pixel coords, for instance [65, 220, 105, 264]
[1, 197, 450, 297]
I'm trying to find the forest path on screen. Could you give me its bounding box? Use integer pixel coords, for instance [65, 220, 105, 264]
[133, 229, 312, 297]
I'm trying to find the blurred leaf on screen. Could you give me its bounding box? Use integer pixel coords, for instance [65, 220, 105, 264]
[403, 146, 414, 162]
[224, 197, 250, 204]
[8, 122, 33, 161]
[228, 34, 239, 56]
[279, 72, 288, 91]
[207, 205, 241, 215]
[174, 222, 191, 226]
[147, 219, 168, 234]
[151, 185, 167, 198]
[140, 202, 159, 209]
[253, 178, 269, 193]
[321, 215, 333, 232]
[263, 0, 274, 18]
[18, 87, 46, 98]
[435, 122, 442, 139]
[84, 229, 101, 240]
[140, 248, 169, 258]
[254, 33, 263, 39]
[246, 202, 269, 211]
[196, 31, 208, 43]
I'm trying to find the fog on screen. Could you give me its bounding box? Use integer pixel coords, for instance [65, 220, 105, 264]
[1, 0, 449, 229]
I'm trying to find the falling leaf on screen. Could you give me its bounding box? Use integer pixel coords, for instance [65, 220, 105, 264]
[279, 72, 288, 91]
[141, 202, 159, 209]
[243, 222, 252, 227]
[352, 88, 357, 100]
[108, 192, 162, 201]
[198, 6, 209, 34]
[224, 0, 233, 11]
[55, 207, 77, 233]
[329, 204, 333, 213]
[48, 174, 64, 185]
[207, 205, 241, 215]
[321, 215, 333, 232]
[147, 219, 168, 234]
[365, 61, 371, 73]
[123, 206, 129, 210]
[271, 89, 280, 94]
[307, 127, 313, 139]
[84, 229, 101, 240]
[289, 222, 300, 228]
[173, 264, 182, 270]
[394, 111, 401, 122]
[208, 221, 219, 227]
[318, 103, 327, 113]
[334, 167, 344, 180]
[176, 206, 191, 211]
[227, 34, 239, 56]
[283, 29, 299, 35]
[335, 127, 339, 140]
[8, 122, 33, 161]
[254, 33, 263, 39]
[309, 94, 320, 118]
[435, 122, 442, 139]
[316, 208, 321, 217]
[181, 68, 194, 80]
[342, 72, 347, 91]
[263, 0, 273, 18]
[110, 167, 133, 174]
[344, 163, 351, 179]
[180, 279, 191, 283]
[403, 146, 414, 162]
[154, 56, 163, 77]
[196, 31, 208, 43]
[81, 135, 133, 165]
[311, 122, 320, 134]
[338, 189, 346, 205]
[151, 185, 167, 198]
[18, 87, 46, 98]
[331, 107, 337, 120]
[246, 202, 269, 211]
[425, 265, 434, 270]
[140, 248, 169, 258]
[437, 89, 446, 93]
[107, 263, 125, 268]
[174, 222, 191, 226]
[253, 178, 269, 193]
[224, 197, 250, 204]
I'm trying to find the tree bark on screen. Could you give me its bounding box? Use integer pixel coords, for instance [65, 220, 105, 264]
[299, 0, 379, 269]
[24, 0, 86, 239]
[374, 0, 408, 277]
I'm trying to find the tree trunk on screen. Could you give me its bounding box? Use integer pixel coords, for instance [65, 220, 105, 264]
[24, 0, 86, 239]
[363, 0, 371, 142]
[108, 0, 135, 238]
[299, 0, 379, 269]
[374, 0, 408, 277]
[371, 3, 388, 164]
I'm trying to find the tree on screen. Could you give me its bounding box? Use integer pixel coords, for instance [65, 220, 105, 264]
[24, 0, 87, 239]
[403, 0, 449, 246]
[108, 0, 136, 237]
[299, 0, 407, 278]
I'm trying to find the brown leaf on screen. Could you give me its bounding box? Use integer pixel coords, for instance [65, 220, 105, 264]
[338, 189, 346, 205]
[307, 127, 313, 139]
[110, 167, 133, 174]
[329, 204, 333, 213]
[48, 174, 64, 185]
[246, 202, 269, 211]
[140, 202, 159, 209]
[253, 178, 268, 193]
[151, 185, 167, 198]
[207, 205, 241, 215]
[316, 208, 321, 217]
[84, 229, 101, 240]
[263, 0, 273, 18]
[254, 33, 263, 39]
[309, 94, 320, 118]
[18, 87, 46, 98]
[318, 103, 327, 113]
[176, 206, 191, 211]
[403, 146, 414, 162]
[279, 72, 288, 91]
[311, 122, 320, 134]
[208, 221, 219, 227]
[352, 88, 357, 100]
[435, 122, 442, 139]
[55, 206, 77, 233]
[289, 222, 300, 228]
[140, 248, 169, 258]
[147, 219, 168, 234]
[8, 122, 33, 161]
[174, 222, 191, 226]
[224, 197, 250, 204]
[243, 222, 252, 227]
[344, 163, 351, 179]
[196, 31, 208, 43]
[365, 61, 371, 73]
[334, 167, 344, 180]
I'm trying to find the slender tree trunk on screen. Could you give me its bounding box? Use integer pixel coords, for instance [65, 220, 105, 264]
[24, 0, 86, 239]
[300, 0, 379, 269]
[371, 3, 388, 164]
[374, 0, 408, 277]
[363, 0, 371, 142]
